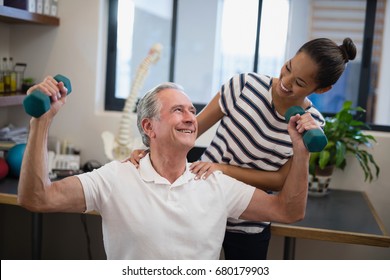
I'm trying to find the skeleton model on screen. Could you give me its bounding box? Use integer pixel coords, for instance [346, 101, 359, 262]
[102, 43, 162, 161]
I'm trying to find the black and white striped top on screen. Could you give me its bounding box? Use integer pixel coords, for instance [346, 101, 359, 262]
[201, 72, 325, 233]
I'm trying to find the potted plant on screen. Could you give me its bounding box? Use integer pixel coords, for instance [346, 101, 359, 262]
[308, 101, 380, 195]
[21, 77, 35, 94]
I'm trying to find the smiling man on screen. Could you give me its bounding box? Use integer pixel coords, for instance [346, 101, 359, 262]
[18, 80, 311, 259]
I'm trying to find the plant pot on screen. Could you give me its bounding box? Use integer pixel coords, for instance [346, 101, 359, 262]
[308, 165, 335, 197]
[21, 83, 34, 94]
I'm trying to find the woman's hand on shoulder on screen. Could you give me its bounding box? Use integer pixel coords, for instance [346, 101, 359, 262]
[189, 161, 225, 180]
[123, 149, 149, 168]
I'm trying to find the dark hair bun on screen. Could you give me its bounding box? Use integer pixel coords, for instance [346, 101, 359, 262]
[340, 38, 357, 62]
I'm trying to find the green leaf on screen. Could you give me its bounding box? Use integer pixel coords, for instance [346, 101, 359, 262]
[335, 141, 346, 167]
[318, 150, 330, 169]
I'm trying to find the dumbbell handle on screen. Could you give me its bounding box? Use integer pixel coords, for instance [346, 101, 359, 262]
[23, 74, 72, 118]
[285, 106, 328, 152]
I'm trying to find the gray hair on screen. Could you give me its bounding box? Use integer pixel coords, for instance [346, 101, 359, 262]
[137, 82, 185, 147]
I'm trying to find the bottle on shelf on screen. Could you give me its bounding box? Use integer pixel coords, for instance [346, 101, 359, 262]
[14, 63, 27, 92]
[9, 57, 17, 92]
[2, 57, 10, 93]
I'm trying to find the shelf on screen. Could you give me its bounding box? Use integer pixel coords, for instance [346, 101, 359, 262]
[0, 93, 25, 107]
[0, 5, 59, 26]
[0, 5, 59, 108]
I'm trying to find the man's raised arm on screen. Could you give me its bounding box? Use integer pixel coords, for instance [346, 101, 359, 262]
[18, 76, 86, 213]
[241, 113, 310, 223]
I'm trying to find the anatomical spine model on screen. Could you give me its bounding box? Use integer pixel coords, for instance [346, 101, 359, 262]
[102, 43, 162, 161]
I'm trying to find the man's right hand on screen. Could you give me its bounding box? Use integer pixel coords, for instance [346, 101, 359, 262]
[287, 113, 309, 155]
[26, 76, 69, 118]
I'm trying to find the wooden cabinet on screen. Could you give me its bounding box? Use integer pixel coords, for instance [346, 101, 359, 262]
[0, 5, 59, 107]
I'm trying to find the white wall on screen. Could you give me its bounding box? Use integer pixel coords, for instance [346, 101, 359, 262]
[0, 22, 10, 55]
[1, 0, 389, 259]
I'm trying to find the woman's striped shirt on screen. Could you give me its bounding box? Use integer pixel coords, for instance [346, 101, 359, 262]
[201, 72, 325, 233]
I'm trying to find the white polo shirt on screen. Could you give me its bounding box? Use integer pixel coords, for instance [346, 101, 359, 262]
[77, 154, 255, 259]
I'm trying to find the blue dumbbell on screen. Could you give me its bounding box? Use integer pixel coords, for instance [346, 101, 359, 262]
[23, 74, 72, 118]
[285, 106, 328, 152]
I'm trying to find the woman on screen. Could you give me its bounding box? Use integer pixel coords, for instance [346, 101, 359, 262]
[131, 37, 357, 259]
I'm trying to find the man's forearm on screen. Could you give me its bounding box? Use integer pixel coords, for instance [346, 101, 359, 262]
[18, 117, 52, 211]
[278, 151, 309, 223]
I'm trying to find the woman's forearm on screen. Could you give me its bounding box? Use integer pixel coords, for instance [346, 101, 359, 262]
[196, 92, 224, 138]
[220, 159, 292, 191]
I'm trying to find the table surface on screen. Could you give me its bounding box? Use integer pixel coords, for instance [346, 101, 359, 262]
[2, 177, 390, 247]
[271, 189, 390, 247]
[0, 177, 18, 206]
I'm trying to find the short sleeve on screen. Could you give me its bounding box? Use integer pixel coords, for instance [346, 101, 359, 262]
[216, 173, 255, 219]
[77, 161, 118, 213]
[219, 73, 247, 116]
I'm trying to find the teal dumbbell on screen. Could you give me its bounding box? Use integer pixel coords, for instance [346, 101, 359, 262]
[23, 74, 72, 118]
[285, 106, 328, 152]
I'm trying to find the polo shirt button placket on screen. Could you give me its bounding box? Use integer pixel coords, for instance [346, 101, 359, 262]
[167, 185, 175, 202]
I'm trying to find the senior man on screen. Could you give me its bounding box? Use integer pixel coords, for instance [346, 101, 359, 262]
[18, 78, 310, 259]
